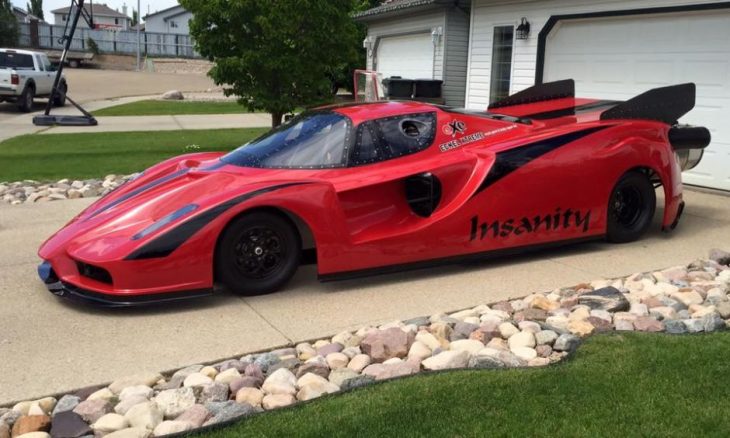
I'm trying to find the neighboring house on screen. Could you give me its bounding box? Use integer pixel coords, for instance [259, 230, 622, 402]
[144, 4, 192, 35]
[357, 0, 730, 191]
[355, 0, 470, 107]
[52, 3, 131, 30]
[12, 6, 43, 23]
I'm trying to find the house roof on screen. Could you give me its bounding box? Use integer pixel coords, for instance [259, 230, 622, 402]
[12, 6, 43, 21]
[354, 0, 450, 20]
[143, 4, 187, 20]
[51, 3, 129, 19]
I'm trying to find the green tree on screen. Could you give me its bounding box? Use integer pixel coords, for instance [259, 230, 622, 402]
[0, 0, 19, 47]
[181, 0, 359, 127]
[131, 9, 138, 27]
[26, 0, 43, 20]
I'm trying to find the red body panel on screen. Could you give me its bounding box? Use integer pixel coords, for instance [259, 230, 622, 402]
[38, 100, 684, 300]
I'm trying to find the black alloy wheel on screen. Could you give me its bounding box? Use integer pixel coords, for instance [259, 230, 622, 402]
[215, 212, 301, 295]
[606, 170, 656, 243]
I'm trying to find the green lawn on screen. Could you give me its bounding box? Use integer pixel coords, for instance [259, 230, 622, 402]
[92, 100, 255, 116]
[0, 128, 267, 181]
[200, 332, 730, 438]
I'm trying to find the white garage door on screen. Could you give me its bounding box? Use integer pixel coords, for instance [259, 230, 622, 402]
[376, 33, 434, 79]
[543, 11, 730, 191]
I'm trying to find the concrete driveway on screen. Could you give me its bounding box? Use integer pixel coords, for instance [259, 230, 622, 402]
[1, 188, 728, 403]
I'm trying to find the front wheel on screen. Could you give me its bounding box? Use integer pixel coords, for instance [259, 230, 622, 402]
[606, 170, 656, 243]
[215, 212, 301, 296]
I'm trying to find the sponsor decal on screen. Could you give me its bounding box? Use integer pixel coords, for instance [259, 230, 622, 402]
[470, 208, 591, 241]
[442, 120, 467, 137]
[439, 132, 485, 152]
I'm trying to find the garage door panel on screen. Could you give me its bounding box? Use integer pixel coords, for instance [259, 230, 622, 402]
[376, 34, 433, 80]
[544, 10, 730, 191]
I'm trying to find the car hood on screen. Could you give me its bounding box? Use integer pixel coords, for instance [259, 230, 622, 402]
[38, 152, 309, 262]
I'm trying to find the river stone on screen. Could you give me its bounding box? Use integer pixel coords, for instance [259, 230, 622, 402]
[182, 373, 212, 387]
[664, 319, 688, 334]
[340, 375, 376, 391]
[262, 368, 297, 395]
[266, 357, 301, 375]
[449, 339, 484, 355]
[360, 328, 411, 362]
[153, 388, 196, 419]
[52, 395, 80, 416]
[217, 359, 249, 373]
[92, 413, 129, 434]
[174, 405, 209, 428]
[553, 334, 581, 352]
[49, 411, 92, 438]
[468, 355, 505, 369]
[124, 402, 163, 430]
[109, 373, 163, 395]
[498, 322, 520, 338]
[214, 368, 240, 385]
[684, 319, 705, 333]
[254, 353, 280, 374]
[422, 350, 469, 370]
[452, 322, 479, 340]
[235, 388, 264, 407]
[162, 90, 184, 100]
[199, 382, 229, 404]
[633, 316, 665, 332]
[261, 394, 296, 410]
[72, 399, 111, 423]
[153, 420, 192, 436]
[578, 287, 630, 311]
[203, 401, 256, 426]
[347, 354, 371, 373]
[328, 368, 359, 388]
[535, 330, 558, 345]
[702, 312, 726, 332]
[508, 332, 535, 350]
[403, 316, 431, 327]
[114, 396, 148, 415]
[119, 386, 153, 401]
[316, 343, 344, 357]
[11, 415, 51, 436]
[296, 377, 340, 401]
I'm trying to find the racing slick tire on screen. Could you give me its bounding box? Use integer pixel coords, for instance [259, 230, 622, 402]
[18, 84, 35, 112]
[53, 81, 68, 107]
[606, 170, 656, 243]
[215, 211, 301, 296]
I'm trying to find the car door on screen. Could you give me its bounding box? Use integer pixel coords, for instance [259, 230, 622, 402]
[34, 54, 54, 95]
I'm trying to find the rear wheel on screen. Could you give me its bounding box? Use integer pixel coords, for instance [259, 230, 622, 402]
[17, 85, 35, 112]
[606, 170, 656, 243]
[53, 82, 67, 107]
[215, 212, 301, 296]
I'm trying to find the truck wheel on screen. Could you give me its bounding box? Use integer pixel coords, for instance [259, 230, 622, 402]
[606, 170, 656, 243]
[215, 212, 301, 296]
[68, 60, 80, 68]
[17, 85, 35, 112]
[53, 82, 67, 107]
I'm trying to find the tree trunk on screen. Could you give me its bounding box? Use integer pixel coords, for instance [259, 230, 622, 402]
[271, 112, 284, 128]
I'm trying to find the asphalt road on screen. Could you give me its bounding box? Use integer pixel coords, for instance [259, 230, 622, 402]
[1, 189, 729, 403]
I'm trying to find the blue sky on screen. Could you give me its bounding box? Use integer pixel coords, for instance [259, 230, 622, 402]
[11, 0, 181, 24]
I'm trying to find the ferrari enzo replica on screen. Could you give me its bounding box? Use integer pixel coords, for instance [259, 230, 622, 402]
[38, 79, 710, 306]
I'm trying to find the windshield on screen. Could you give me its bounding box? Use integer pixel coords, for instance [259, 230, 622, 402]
[222, 112, 352, 169]
[0, 53, 34, 70]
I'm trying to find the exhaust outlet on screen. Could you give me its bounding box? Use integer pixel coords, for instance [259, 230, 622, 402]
[669, 125, 710, 171]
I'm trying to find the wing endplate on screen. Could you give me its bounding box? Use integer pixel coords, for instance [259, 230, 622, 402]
[488, 79, 575, 110]
[600, 83, 696, 125]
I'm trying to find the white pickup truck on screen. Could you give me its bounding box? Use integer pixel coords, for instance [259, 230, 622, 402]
[0, 49, 67, 112]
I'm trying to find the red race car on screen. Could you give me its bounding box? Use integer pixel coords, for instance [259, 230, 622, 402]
[38, 80, 710, 306]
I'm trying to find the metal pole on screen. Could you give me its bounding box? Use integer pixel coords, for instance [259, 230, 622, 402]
[136, 0, 141, 71]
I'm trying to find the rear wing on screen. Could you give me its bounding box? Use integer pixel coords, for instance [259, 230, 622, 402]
[490, 80, 697, 125]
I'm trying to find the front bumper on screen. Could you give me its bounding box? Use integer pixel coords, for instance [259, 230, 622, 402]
[38, 261, 214, 307]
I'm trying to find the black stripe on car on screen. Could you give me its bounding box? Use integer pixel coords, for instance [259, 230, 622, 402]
[523, 100, 620, 120]
[472, 126, 610, 197]
[125, 183, 307, 260]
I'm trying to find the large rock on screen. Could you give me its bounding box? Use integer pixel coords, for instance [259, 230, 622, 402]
[361, 361, 418, 380]
[535, 330, 558, 346]
[153, 388, 196, 419]
[468, 355, 506, 369]
[153, 421, 193, 436]
[202, 401, 256, 425]
[174, 405, 209, 428]
[664, 319, 688, 334]
[701, 312, 726, 332]
[340, 375, 376, 391]
[92, 413, 129, 434]
[498, 322, 520, 338]
[72, 399, 111, 423]
[199, 382, 229, 404]
[507, 332, 535, 350]
[183, 373, 213, 388]
[11, 416, 51, 436]
[347, 354, 371, 373]
[633, 316, 665, 332]
[296, 375, 340, 401]
[161, 90, 184, 100]
[422, 350, 469, 371]
[295, 361, 329, 380]
[214, 368, 241, 385]
[235, 388, 264, 407]
[360, 328, 411, 362]
[553, 334, 581, 352]
[114, 396, 148, 416]
[578, 287, 630, 311]
[49, 411, 92, 438]
[449, 339, 484, 355]
[328, 368, 360, 388]
[51, 395, 80, 416]
[119, 386, 153, 401]
[124, 402, 163, 430]
[262, 368, 297, 395]
[262, 394, 296, 410]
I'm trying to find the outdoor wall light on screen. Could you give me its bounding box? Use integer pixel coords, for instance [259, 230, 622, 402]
[516, 17, 531, 39]
[431, 26, 443, 46]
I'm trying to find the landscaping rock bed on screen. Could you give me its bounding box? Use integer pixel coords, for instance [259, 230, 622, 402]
[2, 250, 729, 437]
[0, 175, 134, 205]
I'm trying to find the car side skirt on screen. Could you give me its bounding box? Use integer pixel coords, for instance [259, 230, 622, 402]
[318, 235, 604, 282]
